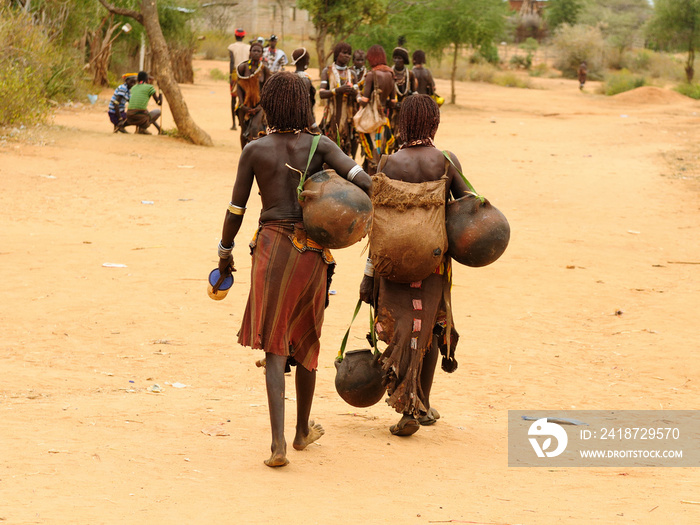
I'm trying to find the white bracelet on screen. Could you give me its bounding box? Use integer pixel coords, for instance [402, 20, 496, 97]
[364, 257, 374, 277]
[347, 164, 362, 182]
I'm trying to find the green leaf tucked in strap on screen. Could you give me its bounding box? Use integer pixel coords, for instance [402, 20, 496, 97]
[297, 133, 322, 199]
[442, 150, 485, 203]
[338, 298, 379, 361]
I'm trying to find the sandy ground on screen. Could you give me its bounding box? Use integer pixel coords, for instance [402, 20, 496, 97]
[1, 60, 699, 524]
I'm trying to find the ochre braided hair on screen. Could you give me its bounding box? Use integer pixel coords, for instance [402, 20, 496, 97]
[260, 71, 313, 131]
[366, 44, 387, 68]
[398, 94, 440, 143]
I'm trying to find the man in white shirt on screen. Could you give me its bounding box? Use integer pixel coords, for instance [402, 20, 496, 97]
[263, 35, 288, 73]
[228, 28, 250, 130]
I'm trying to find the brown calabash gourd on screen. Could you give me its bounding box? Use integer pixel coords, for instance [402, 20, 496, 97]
[334, 349, 385, 408]
[299, 169, 373, 249]
[443, 151, 510, 267]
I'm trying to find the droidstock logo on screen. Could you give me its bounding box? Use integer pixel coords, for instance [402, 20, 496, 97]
[528, 418, 568, 458]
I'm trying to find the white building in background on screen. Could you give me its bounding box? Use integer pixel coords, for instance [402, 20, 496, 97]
[200, 0, 314, 43]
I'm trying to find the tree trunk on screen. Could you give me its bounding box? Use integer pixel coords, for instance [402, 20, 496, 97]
[140, 0, 211, 145]
[92, 20, 120, 87]
[314, 25, 328, 73]
[450, 43, 459, 105]
[167, 45, 195, 84]
[98, 0, 213, 146]
[686, 46, 695, 83]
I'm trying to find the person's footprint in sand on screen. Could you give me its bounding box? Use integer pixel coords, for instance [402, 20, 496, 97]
[293, 420, 325, 451]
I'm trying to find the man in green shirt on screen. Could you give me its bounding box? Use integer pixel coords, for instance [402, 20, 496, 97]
[125, 71, 163, 135]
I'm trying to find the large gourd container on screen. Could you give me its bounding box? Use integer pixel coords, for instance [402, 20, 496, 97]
[299, 169, 373, 249]
[446, 194, 510, 267]
[334, 349, 385, 408]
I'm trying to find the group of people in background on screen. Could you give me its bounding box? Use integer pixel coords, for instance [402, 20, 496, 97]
[107, 71, 162, 135]
[228, 30, 441, 174]
[317, 42, 439, 173]
[227, 29, 287, 137]
[106, 31, 440, 146]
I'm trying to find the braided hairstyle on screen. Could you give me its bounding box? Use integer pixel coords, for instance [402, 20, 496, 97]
[260, 71, 313, 131]
[333, 41, 352, 62]
[366, 44, 387, 68]
[398, 94, 440, 144]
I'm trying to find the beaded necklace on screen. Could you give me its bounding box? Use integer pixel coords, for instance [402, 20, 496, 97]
[399, 137, 434, 150]
[267, 127, 319, 135]
[266, 127, 299, 134]
[330, 63, 351, 88]
[239, 59, 263, 79]
[393, 67, 411, 97]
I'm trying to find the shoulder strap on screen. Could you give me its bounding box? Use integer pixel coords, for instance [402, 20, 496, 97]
[338, 299, 379, 360]
[441, 150, 483, 202]
[297, 134, 322, 198]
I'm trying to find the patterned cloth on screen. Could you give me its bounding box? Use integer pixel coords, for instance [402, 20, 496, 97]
[319, 64, 357, 155]
[263, 47, 288, 73]
[237, 221, 335, 371]
[359, 117, 395, 172]
[108, 82, 130, 116]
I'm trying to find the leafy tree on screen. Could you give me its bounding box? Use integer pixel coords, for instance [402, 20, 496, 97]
[646, 0, 700, 82]
[551, 23, 604, 78]
[1, 3, 90, 125]
[347, 8, 413, 57]
[419, 0, 508, 104]
[297, 0, 391, 69]
[545, 0, 585, 32]
[158, 0, 199, 83]
[98, 0, 213, 146]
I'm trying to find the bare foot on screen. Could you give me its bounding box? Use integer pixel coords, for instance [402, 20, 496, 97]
[264, 451, 289, 467]
[293, 420, 325, 451]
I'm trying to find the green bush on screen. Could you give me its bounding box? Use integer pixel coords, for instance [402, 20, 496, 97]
[476, 43, 500, 65]
[464, 63, 498, 83]
[1, 10, 52, 125]
[0, 7, 88, 127]
[510, 53, 532, 69]
[646, 52, 686, 81]
[196, 31, 232, 60]
[623, 49, 685, 81]
[628, 49, 652, 72]
[520, 37, 539, 53]
[493, 71, 532, 88]
[674, 83, 700, 99]
[603, 69, 647, 96]
[210, 68, 229, 81]
[529, 63, 558, 78]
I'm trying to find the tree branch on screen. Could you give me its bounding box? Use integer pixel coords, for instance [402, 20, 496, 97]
[97, 0, 143, 24]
